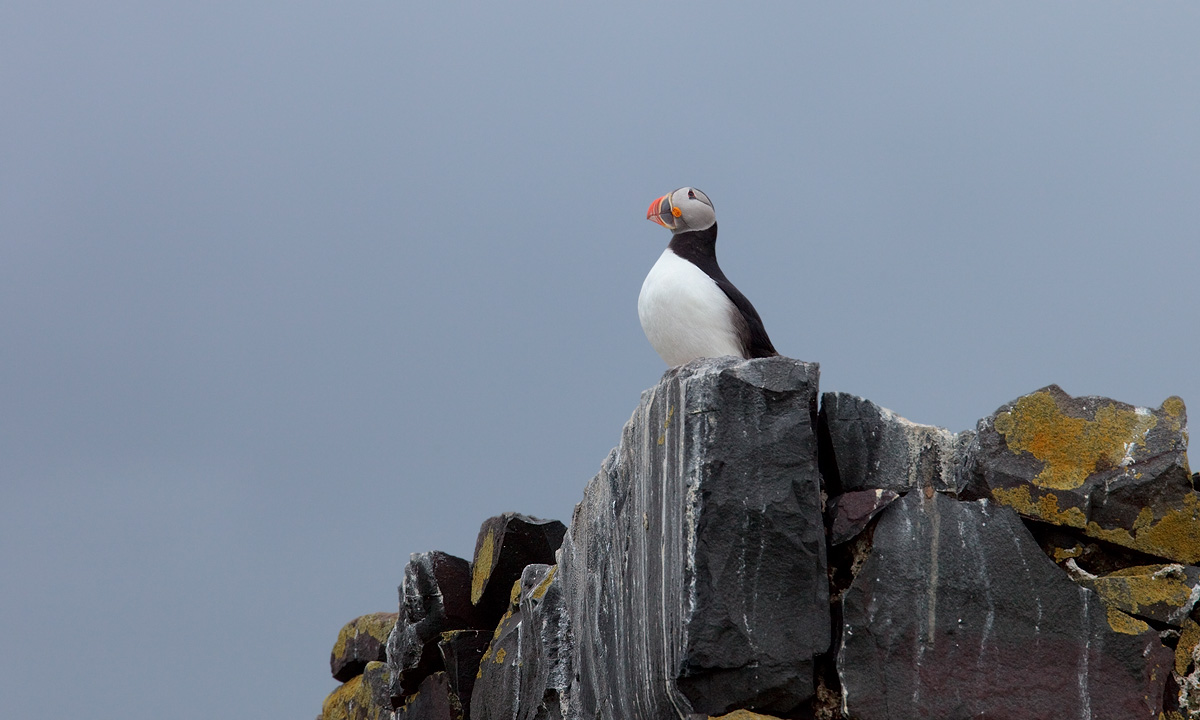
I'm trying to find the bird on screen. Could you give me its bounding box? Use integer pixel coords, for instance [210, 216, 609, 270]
[638, 187, 778, 367]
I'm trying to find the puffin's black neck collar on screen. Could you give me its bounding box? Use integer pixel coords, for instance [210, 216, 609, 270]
[667, 222, 718, 261]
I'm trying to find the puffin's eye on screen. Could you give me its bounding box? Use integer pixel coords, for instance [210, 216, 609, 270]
[687, 189, 696, 199]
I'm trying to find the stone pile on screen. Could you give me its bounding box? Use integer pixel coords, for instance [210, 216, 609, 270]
[320, 357, 1200, 720]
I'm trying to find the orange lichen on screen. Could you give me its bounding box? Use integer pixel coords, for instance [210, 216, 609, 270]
[994, 390, 1157, 491]
[990, 483, 1200, 564]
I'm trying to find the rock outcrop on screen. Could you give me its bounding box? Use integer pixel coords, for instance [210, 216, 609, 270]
[319, 360, 1198, 720]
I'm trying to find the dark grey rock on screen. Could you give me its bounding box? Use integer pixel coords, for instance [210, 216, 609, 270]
[819, 391, 973, 496]
[439, 630, 491, 714]
[395, 672, 462, 720]
[386, 551, 488, 700]
[560, 356, 829, 718]
[470, 513, 566, 621]
[839, 492, 1173, 720]
[471, 564, 568, 720]
[966, 385, 1198, 563]
[827, 489, 900, 546]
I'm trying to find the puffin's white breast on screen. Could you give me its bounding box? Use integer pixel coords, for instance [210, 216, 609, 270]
[637, 249, 744, 367]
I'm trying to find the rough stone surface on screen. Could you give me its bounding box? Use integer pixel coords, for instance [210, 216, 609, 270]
[819, 391, 974, 496]
[322, 377, 1200, 720]
[1174, 618, 1200, 718]
[471, 564, 569, 720]
[331, 612, 398, 682]
[969, 385, 1198, 563]
[438, 630, 491, 714]
[827, 489, 900, 546]
[395, 672, 462, 720]
[560, 356, 829, 718]
[1078, 564, 1200, 629]
[321, 673, 391, 720]
[387, 551, 489, 700]
[470, 513, 566, 621]
[839, 492, 1173, 720]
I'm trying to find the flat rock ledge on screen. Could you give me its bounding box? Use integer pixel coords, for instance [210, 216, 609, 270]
[319, 360, 1199, 720]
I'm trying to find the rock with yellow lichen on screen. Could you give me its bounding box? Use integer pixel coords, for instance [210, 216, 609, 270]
[469, 513, 565, 623]
[319, 369, 1200, 720]
[471, 564, 567, 720]
[331, 612, 399, 682]
[968, 385, 1196, 563]
[1079, 564, 1200, 628]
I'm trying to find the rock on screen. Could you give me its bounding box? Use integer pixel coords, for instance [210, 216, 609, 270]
[395, 672, 462, 720]
[1078, 564, 1200, 629]
[560, 356, 829, 718]
[471, 564, 569, 720]
[438, 630, 491, 713]
[321, 673, 391, 720]
[361, 661, 395, 716]
[387, 551, 488, 699]
[470, 513, 566, 620]
[839, 491, 1173, 720]
[331, 612, 398, 682]
[827, 489, 900, 546]
[819, 391, 973, 496]
[969, 385, 1198, 563]
[1174, 619, 1200, 718]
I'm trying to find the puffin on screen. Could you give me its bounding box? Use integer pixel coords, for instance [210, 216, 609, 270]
[638, 187, 778, 367]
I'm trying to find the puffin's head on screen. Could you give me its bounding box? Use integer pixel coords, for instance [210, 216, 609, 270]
[646, 187, 715, 233]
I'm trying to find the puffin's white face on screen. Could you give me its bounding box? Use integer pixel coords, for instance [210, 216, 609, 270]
[646, 187, 715, 233]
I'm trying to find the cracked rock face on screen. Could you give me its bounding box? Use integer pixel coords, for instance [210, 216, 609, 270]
[839, 492, 1173, 720]
[969, 385, 1197, 563]
[469, 513, 566, 623]
[386, 551, 489, 699]
[560, 356, 829, 719]
[471, 564, 568, 720]
[820, 391, 974, 496]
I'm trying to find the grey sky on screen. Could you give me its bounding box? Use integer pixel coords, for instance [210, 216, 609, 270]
[2, 4, 1198, 718]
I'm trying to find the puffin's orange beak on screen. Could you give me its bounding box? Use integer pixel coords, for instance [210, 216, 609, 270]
[647, 194, 675, 229]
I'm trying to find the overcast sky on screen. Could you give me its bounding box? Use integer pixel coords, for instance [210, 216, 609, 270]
[2, 4, 1198, 719]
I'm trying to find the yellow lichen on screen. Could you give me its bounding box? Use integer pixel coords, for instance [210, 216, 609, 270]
[1090, 565, 1195, 617]
[495, 647, 506, 664]
[1176, 618, 1200, 676]
[994, 390, 1157, 490]
[471, 529, 495, 605]
[658, 405, 675, 446]
[321, 676, 367, 720]
[1086, 493, 1200, 565]
[1051, 543, 1084, 562]
[989, 485, 1087, 529]
[1105, 606, 1151, 635]
[530, 566, 557, 601]
[331, 613, 397, 663]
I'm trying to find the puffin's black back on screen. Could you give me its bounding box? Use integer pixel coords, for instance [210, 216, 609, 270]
[667, 222, 778, 359]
